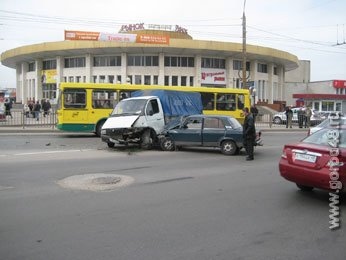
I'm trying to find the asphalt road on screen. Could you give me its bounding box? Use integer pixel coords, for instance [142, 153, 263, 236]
[0, 131, 345, 260]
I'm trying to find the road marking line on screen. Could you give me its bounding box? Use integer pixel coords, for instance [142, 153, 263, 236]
[14, 149, 94, 156]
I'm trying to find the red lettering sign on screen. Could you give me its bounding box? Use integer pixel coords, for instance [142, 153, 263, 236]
[333, 80, 346, 88]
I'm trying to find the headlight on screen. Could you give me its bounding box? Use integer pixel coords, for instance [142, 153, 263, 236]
[101, 129, 106, 135]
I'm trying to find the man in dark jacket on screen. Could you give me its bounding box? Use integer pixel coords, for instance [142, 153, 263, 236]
[243, 107, 256, 161]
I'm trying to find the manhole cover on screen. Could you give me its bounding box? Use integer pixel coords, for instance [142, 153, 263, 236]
[57, 174, 134, 192]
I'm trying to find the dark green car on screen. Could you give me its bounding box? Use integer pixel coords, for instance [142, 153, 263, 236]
[160, 115, 262, 155]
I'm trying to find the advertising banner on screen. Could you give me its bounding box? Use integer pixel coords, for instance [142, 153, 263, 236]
[64, 30, 136, 43]
[136, 34, 170, 44]
[41, 70, 57, 84]
[201, 68, 226, 85]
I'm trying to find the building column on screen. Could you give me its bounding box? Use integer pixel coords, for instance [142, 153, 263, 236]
[120, 53, 127, 84]
[268, 63, 274, 103]
[279, 65, 285, 101]
[35, 59, 42, 102]
[17, 63, 25, 103]
[158, 53, 165, 85]
[195, 55, 201, 87]
[226, 57, 235, 88]
[85, 54, 92, 83]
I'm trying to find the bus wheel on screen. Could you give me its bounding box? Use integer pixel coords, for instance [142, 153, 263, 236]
[95, 120, 105, 137]
[141, 130, 153, 150]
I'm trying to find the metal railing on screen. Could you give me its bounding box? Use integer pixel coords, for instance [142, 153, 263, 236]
[0, 111, 323, 130]
[0, 109, 57, 128]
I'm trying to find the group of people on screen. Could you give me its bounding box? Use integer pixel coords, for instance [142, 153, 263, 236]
[285, 105, 312, 128]
[23, 99, 51, 121]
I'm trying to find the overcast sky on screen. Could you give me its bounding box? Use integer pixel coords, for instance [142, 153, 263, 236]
[1, 0, 346, 88]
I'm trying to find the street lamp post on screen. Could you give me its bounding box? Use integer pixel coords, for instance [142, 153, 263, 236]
[242, 0, 247, 89]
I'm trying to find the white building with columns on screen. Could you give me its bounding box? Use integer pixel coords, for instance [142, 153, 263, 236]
[0, 24, 299, 104]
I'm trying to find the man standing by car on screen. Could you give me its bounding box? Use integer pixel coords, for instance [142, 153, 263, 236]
[243, 107, 256, 161]
[285, 106, 293, 128]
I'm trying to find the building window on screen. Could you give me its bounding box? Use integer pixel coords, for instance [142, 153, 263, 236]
[164, 56, 195, 67]
[257, 63, 268, 73]
[64, 57, 86, 68]
[99, 75, 106, 83]
[93, 76, 97, 83]
[117, 75, 122, 83]
[28, 62, 36, 72]
[273, 66, 278, 75]
[127, 56, 159, 66]
[76, 76, 81, 83]
[233, 60, 250, 71]
[164, 76, 169, 86]
[69, 76, 74, 82]
[201, 58, 225, 69]
[93, 56, 121, 67]
[321, 101, 334, 111]
[134, 75, 141, 84]
[190, 76, 194, 86]
[181, 76, 187, 86]
[153, 75, 158, 85]
[144, 75, 151, 85]
[43, 60, 57, 70]
[172, 76, 178, 86]
[108, 75, 114, 83]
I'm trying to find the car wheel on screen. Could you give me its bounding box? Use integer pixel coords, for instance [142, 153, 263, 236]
[161, 137, 175, 151]
[296, 184, 314, 191]
[141, 129, 153, 150]
[273, 117, 282, 124]
[221, 140, 237, 155]
[107, 142, 115, 148]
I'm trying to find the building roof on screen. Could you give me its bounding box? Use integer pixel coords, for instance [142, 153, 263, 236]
[1, 38, 299, 71]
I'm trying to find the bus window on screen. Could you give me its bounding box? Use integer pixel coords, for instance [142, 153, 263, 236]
[92, 90, 116, 109]
[63, 89, 86, 108]
[216, 93, 236, 111]
[201, 92, 214, 110]
[237, 94, 244, 109]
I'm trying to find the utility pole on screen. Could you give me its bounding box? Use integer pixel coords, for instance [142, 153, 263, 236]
[242, 0, 247, 89]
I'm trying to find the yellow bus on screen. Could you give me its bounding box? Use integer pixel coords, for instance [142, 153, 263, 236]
[57, 83, 250, 135]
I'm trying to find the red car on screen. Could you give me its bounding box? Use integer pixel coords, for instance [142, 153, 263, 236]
[279, 126, 346, 191]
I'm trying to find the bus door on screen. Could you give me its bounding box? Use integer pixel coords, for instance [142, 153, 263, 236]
[61, 88, 88, 125]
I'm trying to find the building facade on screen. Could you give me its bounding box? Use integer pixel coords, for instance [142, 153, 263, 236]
[285, 80, 346, 114]
[0, 24, 299, 104]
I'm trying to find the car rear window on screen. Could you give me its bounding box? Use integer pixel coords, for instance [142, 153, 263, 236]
[303, 128, 346, 148]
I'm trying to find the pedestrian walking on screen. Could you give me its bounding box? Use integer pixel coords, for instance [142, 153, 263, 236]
[297, 106, 305, 128]
[250, 105, 259, 123]
[4, 99, 13, 119]
[33, 101, 41, 121]
[242, 107, 256, 161]
[285, 106, 293, 128]
[305, 106, 312, 128]
[42, 99, 51, 117]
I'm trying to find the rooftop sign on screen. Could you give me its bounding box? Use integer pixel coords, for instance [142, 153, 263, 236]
[119, 23, 188, 34]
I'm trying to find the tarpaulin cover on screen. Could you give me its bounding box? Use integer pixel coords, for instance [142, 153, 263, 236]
[131, 90, 203, 116]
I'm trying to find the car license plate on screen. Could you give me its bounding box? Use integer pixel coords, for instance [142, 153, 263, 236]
[294, 153, 316, 163]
